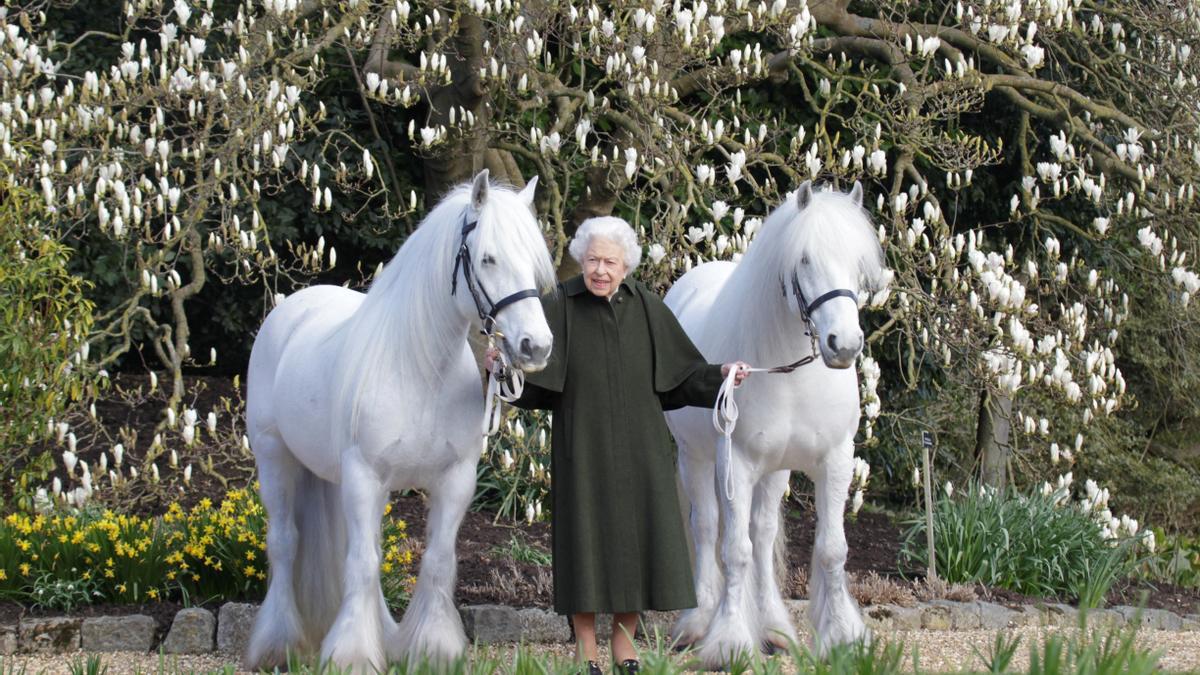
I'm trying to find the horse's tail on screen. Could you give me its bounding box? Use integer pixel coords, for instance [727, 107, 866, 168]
[293, 467, 346, 642]
[244, 464, 345, 669]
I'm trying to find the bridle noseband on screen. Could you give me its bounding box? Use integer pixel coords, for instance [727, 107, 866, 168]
[450, 208, 540, 338]
[771, 271, 857, 372]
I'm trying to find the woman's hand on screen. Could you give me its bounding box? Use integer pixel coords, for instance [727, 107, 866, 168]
[484, 346, 501, 373]
[722, 361, 750, 386]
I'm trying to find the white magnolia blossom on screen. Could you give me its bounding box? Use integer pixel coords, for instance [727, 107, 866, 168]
[3, 0, 1196, 528]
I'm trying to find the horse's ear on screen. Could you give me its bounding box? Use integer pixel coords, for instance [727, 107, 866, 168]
[518, 175, 539, 208]
[471, 169, 491, 211]
[849, 180, 863, 207]
[795, 180, 814, 210]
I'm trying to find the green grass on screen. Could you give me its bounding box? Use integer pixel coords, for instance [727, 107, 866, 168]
[490, 532, 553, 566]
[66, 655, 107, 675]
[1025, 615, 1161, 675]
[0, 618, 1171, 674]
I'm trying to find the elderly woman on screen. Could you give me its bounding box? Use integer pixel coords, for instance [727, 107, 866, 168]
[492, 216, 747, 674]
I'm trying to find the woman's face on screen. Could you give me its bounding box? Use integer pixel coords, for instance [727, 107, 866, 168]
[582, 237, 628, 298]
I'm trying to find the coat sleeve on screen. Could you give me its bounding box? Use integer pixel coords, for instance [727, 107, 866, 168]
[657, 363, 725, 411]
[640, 284, 725, 411]
[510, 285, 567, 411]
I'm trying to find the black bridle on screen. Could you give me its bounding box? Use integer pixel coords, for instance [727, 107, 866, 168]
[770, 272, 857, 373]
[450, 209, 540, 337]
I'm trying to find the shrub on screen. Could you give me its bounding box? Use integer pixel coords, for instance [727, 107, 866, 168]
[0, 175, 97, 510]
[475, 410, 551, 524]
[0, 485, 413, 608]
[900, 484, 1141, 607]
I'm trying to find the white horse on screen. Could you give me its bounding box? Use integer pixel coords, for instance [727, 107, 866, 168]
[663, 181, 886, 666]
[243, 170, 555, 673]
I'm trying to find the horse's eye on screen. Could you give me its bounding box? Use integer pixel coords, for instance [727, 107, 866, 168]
[481, 254, 497, 265]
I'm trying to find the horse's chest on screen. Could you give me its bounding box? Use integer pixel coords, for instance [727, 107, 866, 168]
[737, 384, 858, 472]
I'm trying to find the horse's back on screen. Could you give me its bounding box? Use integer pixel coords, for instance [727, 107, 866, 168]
[247, 285, 364, 444]
[249, 286, 364, 382]
[664, 261, 737, 355]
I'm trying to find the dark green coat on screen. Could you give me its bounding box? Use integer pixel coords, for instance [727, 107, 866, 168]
[513, 275, 724, 615]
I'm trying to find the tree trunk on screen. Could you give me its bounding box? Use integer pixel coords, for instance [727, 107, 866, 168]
[975, 390, 1012, 492]
[422, 15, 490, 199]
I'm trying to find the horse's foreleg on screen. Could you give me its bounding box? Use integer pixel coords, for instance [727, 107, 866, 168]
[809, 446, 868, 656]
[244, 433, 307, 670]
[695, 444, 758, 669]
[750, 470, 797, 651]
[321, 448, 388, 674]
[671, 448, 720, 649]
[392, 457, 473, 665]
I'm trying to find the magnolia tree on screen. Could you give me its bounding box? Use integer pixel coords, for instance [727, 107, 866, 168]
[4, 0, 1200, 523]
[0, 0, 430, 505]
[356, 0, 1200, 522]
[0, 0, 425, 407]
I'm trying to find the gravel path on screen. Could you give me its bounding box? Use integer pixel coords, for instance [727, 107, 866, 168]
[3, 628, 1198, 673]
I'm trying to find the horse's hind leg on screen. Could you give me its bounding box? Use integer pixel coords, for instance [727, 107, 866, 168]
[244, 431, 308, 670]
[750, 470, 798, 652]
[391, 457, 472, 664]
[321, 448, 388, 674]
[808, 444, 868, 656]
[671, 445, 721, 648]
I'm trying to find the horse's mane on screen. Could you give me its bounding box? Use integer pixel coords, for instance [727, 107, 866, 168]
[330, 182, 554, 448]
[707, 187, 885, 364]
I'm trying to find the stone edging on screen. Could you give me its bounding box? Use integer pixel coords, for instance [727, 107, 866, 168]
[1, 600, 1196, 656]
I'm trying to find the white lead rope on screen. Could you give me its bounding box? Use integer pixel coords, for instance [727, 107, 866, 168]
[712, 364, 774, 502]
[711, 330, 822, 502]
[483, 343, 525, 437]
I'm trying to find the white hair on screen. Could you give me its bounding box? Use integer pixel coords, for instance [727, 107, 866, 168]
[569, 216, 642, 270]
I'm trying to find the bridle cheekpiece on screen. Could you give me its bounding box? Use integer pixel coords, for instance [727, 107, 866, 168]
[450, 207, 541, 339]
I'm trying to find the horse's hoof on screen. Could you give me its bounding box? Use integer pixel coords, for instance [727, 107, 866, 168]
[761, 636, 793, 656]
[673, 640, 694, 653]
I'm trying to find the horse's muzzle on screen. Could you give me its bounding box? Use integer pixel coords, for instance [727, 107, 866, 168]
[822, 332, 862, 369]
[508, 335, 551, 372]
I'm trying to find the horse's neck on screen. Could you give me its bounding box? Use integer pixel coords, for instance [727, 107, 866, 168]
[710, 270, 814, 368]
[419, 316, 472, 374]
[337, 276, 472, 395]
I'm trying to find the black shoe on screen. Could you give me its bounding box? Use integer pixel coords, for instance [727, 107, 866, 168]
[618, 659, 640, 674]
[583, 660, 603, 675]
